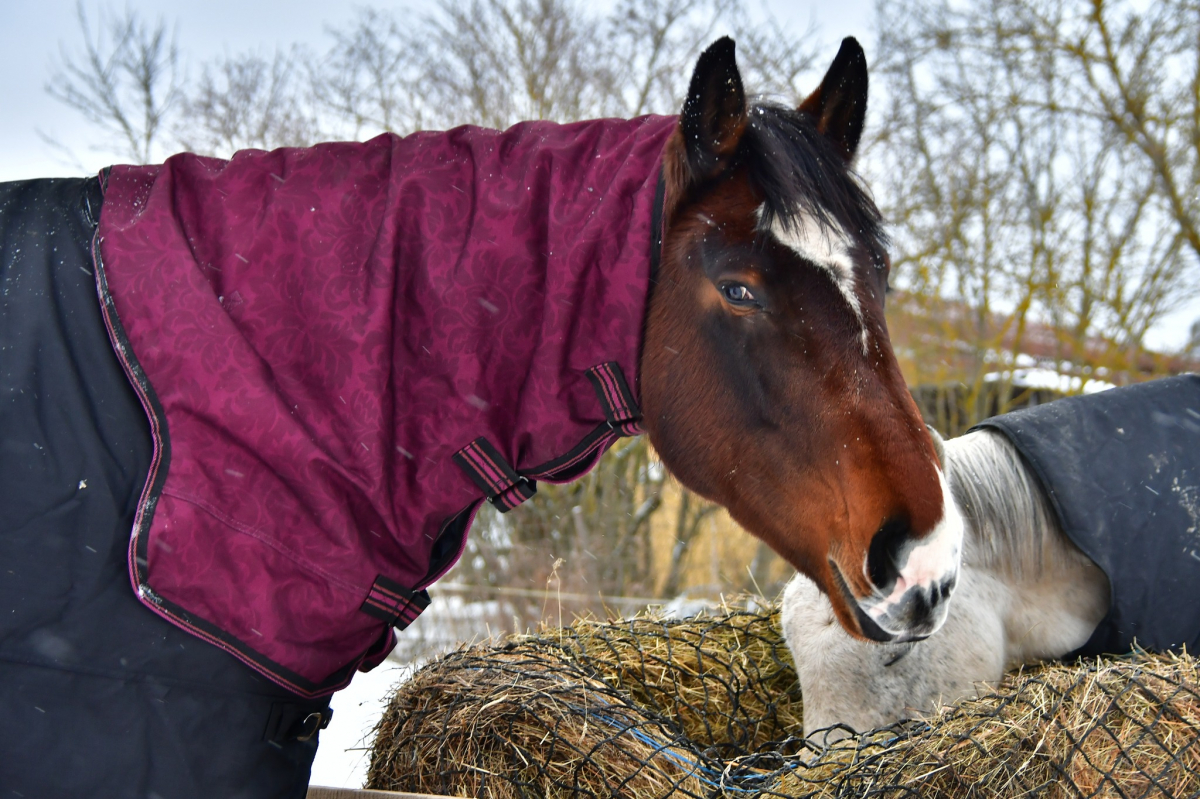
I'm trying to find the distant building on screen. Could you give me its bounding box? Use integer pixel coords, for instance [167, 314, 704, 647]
[885, 291, 1199, 436]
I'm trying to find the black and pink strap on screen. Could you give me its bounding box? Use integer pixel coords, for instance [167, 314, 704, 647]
[452, 436, 538, 512]
[360, 575, 431, 631]
[452, 361, 641, 511]
[586, 362, 643, 436]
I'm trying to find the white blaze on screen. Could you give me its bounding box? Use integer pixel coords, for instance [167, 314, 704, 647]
[760, 207, 869, 353]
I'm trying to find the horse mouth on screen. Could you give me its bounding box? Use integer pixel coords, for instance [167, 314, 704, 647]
[827, 558, 898, 643]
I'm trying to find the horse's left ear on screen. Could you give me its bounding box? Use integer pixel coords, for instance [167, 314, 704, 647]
[798, 37, 869, 162]
[679, 37, 748, 183]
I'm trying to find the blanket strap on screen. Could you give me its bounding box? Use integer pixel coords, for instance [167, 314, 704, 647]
[452, 362, 641, 511]
[452, 437, 538, 512]
[586, 362, 643, 436]
[360, 575, 431, 631]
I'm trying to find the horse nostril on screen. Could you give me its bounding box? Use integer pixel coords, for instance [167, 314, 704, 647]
[866, 515, 912, 590]
[927, 576, 956, 608]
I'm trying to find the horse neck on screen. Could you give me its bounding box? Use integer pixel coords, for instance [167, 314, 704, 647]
[942, 430, 1066, 578]
[942, 429, 1111, 663]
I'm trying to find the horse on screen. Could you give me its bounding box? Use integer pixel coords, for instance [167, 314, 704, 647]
[781, 376, 1200, 740]
[0, 36, 959, 795]
[643, 36, 963, 647]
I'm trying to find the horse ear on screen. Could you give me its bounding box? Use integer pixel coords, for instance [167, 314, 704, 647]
[679, 37, 748, 183]
[798, 37, 869, 162]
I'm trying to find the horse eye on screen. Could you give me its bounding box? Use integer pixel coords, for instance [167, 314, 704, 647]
[720, 282, 757, 306]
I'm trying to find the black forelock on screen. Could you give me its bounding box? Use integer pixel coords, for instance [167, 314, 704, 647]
[742, 103, 888, 253]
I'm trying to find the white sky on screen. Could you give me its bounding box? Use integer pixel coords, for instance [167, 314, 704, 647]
[1, 0, 1193, 347]
[0, 0, 871, 180]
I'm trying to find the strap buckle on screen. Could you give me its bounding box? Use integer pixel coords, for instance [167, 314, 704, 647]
[294, 710, 332, 742]
[452, 437, 537, 512]
[264, 703, 334, 744]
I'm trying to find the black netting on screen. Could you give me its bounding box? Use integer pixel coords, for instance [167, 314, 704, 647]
[365, 607, 1200, 799]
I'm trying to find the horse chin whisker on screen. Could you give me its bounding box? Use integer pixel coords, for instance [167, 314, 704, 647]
[884, 643, 916, 667]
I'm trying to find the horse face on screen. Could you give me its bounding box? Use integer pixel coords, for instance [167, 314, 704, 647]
[642, 37, 963, 643]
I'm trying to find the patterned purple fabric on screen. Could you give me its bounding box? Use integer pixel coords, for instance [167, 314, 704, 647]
[94, 116, 675, 694]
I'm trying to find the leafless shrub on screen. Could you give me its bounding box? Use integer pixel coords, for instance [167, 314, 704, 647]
[176, 48, 321, 156]
[46, 2, 181, 163]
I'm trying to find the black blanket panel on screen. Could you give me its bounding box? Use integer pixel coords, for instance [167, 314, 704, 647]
[0, 178, 328, 798]
[976, 375, 1200, 657]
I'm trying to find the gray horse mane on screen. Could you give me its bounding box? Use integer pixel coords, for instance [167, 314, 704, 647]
[936, 429, 1065, 578]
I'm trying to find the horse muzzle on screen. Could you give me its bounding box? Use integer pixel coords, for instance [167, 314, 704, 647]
[833, 470, 965, 642]
[830, 558, 959, 643]
[862, 569, 958, 642]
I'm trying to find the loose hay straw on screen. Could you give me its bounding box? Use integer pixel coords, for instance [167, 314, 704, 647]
[366, 605, 1200, 799]
[759, 651, 1200, 799]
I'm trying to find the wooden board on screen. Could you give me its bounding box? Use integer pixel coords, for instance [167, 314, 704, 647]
[307, 787, 462, 799]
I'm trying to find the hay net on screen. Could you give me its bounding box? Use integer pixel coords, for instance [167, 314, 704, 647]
[366, 605, 1200, 799]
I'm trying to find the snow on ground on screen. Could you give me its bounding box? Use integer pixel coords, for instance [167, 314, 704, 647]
[984, 367, 1116, 394]
[309, 660, 415, 789]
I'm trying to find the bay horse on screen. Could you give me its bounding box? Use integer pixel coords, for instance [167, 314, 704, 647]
[0, 36, 960, 795]
[646, 37, 962, 646]
[782, 376, 1200, 740]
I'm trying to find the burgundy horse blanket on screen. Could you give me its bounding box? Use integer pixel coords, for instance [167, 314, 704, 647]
[92, 115, 675, 695]
[976, 375, 1200, 656]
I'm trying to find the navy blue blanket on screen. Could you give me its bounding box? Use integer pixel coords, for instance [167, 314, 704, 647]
[0, 178, 327, 798]
[976, 375, 1200, 656]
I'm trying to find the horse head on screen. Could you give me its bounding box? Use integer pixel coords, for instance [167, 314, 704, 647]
[642, 37, 963, 643]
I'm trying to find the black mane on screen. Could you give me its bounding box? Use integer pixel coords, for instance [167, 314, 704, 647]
[743, 103, 888, 253]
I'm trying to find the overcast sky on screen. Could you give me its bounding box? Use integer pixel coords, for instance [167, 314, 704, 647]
[2, 0, 1194, 348]
[0, 0, 872, 182]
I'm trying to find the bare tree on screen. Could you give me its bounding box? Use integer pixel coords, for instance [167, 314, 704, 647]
[311, 0, 821, 133]
[1056, 0, 1200, 268]
[658, 489, 721, 599]
[725, 5, 822, 104]
[601, 0, 733, 117]
[313, 9, 428, 139]
[600, 0, 820, 113]
[868, 0, 1199, 432]
[176, 48, 321, 157]
[424, 0, 606, 128]
[46, 4, 181, 164]
[306, 0, 615, 136]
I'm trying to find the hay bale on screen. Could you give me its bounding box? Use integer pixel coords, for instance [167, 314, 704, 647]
[366, 604, 1200, 799]
[365, 606, 803, 798]
[365, 646, 710, 798]
[549, 608, 803, 754]
[762, 652, 1200, 799]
